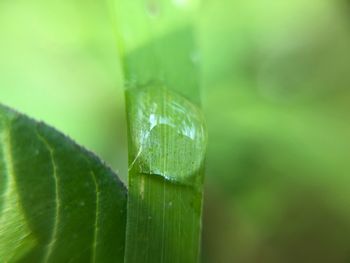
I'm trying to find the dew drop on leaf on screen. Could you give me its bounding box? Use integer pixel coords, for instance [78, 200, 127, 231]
[126, 83, 207, 187]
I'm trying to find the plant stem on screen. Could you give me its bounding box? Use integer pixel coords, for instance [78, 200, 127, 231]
[113, 1, 206, 262]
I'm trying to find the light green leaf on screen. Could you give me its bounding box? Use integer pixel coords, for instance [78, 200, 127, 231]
[0, 104, 127, 262]
[113, 0, 207, 262]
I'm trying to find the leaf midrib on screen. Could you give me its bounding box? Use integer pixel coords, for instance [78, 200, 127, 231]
[0, 124, 34, 261]
[35, 131, 60, 263]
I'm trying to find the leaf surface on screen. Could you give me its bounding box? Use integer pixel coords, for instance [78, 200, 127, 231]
[0, 104, 127, 262]
[113, 0, 207, 262]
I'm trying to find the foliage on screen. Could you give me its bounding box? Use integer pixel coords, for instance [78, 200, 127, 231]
[0, 105, 126, 262]
[113, 1, 207, 262]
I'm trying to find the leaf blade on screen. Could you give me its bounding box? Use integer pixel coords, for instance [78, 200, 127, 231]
[113, 1, 207, 262]
[0, 104, 127, 263]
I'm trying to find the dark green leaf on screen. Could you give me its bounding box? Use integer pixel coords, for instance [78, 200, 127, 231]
[0, 104, 127, 262]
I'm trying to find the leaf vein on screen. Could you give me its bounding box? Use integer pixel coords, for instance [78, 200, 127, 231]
[0, 125, 29, 260]
[36, 132, 60, 263]
[90, 171, 100, 263]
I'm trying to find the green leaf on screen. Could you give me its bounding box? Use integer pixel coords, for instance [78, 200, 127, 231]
[0, 104, 127, 262]
[113, 0, 207, 262]
[124, 83, 207, 263]
[112, 0, 201, 103]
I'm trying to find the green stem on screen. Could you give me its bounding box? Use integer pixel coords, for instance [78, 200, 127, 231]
[113, 1, 206, 262]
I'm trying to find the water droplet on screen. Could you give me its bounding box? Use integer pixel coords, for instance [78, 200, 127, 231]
[126, 83, 207, 186]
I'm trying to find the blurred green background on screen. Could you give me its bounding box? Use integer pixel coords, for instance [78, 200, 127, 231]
[1, 0, 350, 262]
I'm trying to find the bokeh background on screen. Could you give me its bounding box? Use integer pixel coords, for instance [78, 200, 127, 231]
[1, 0, 350, 262]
